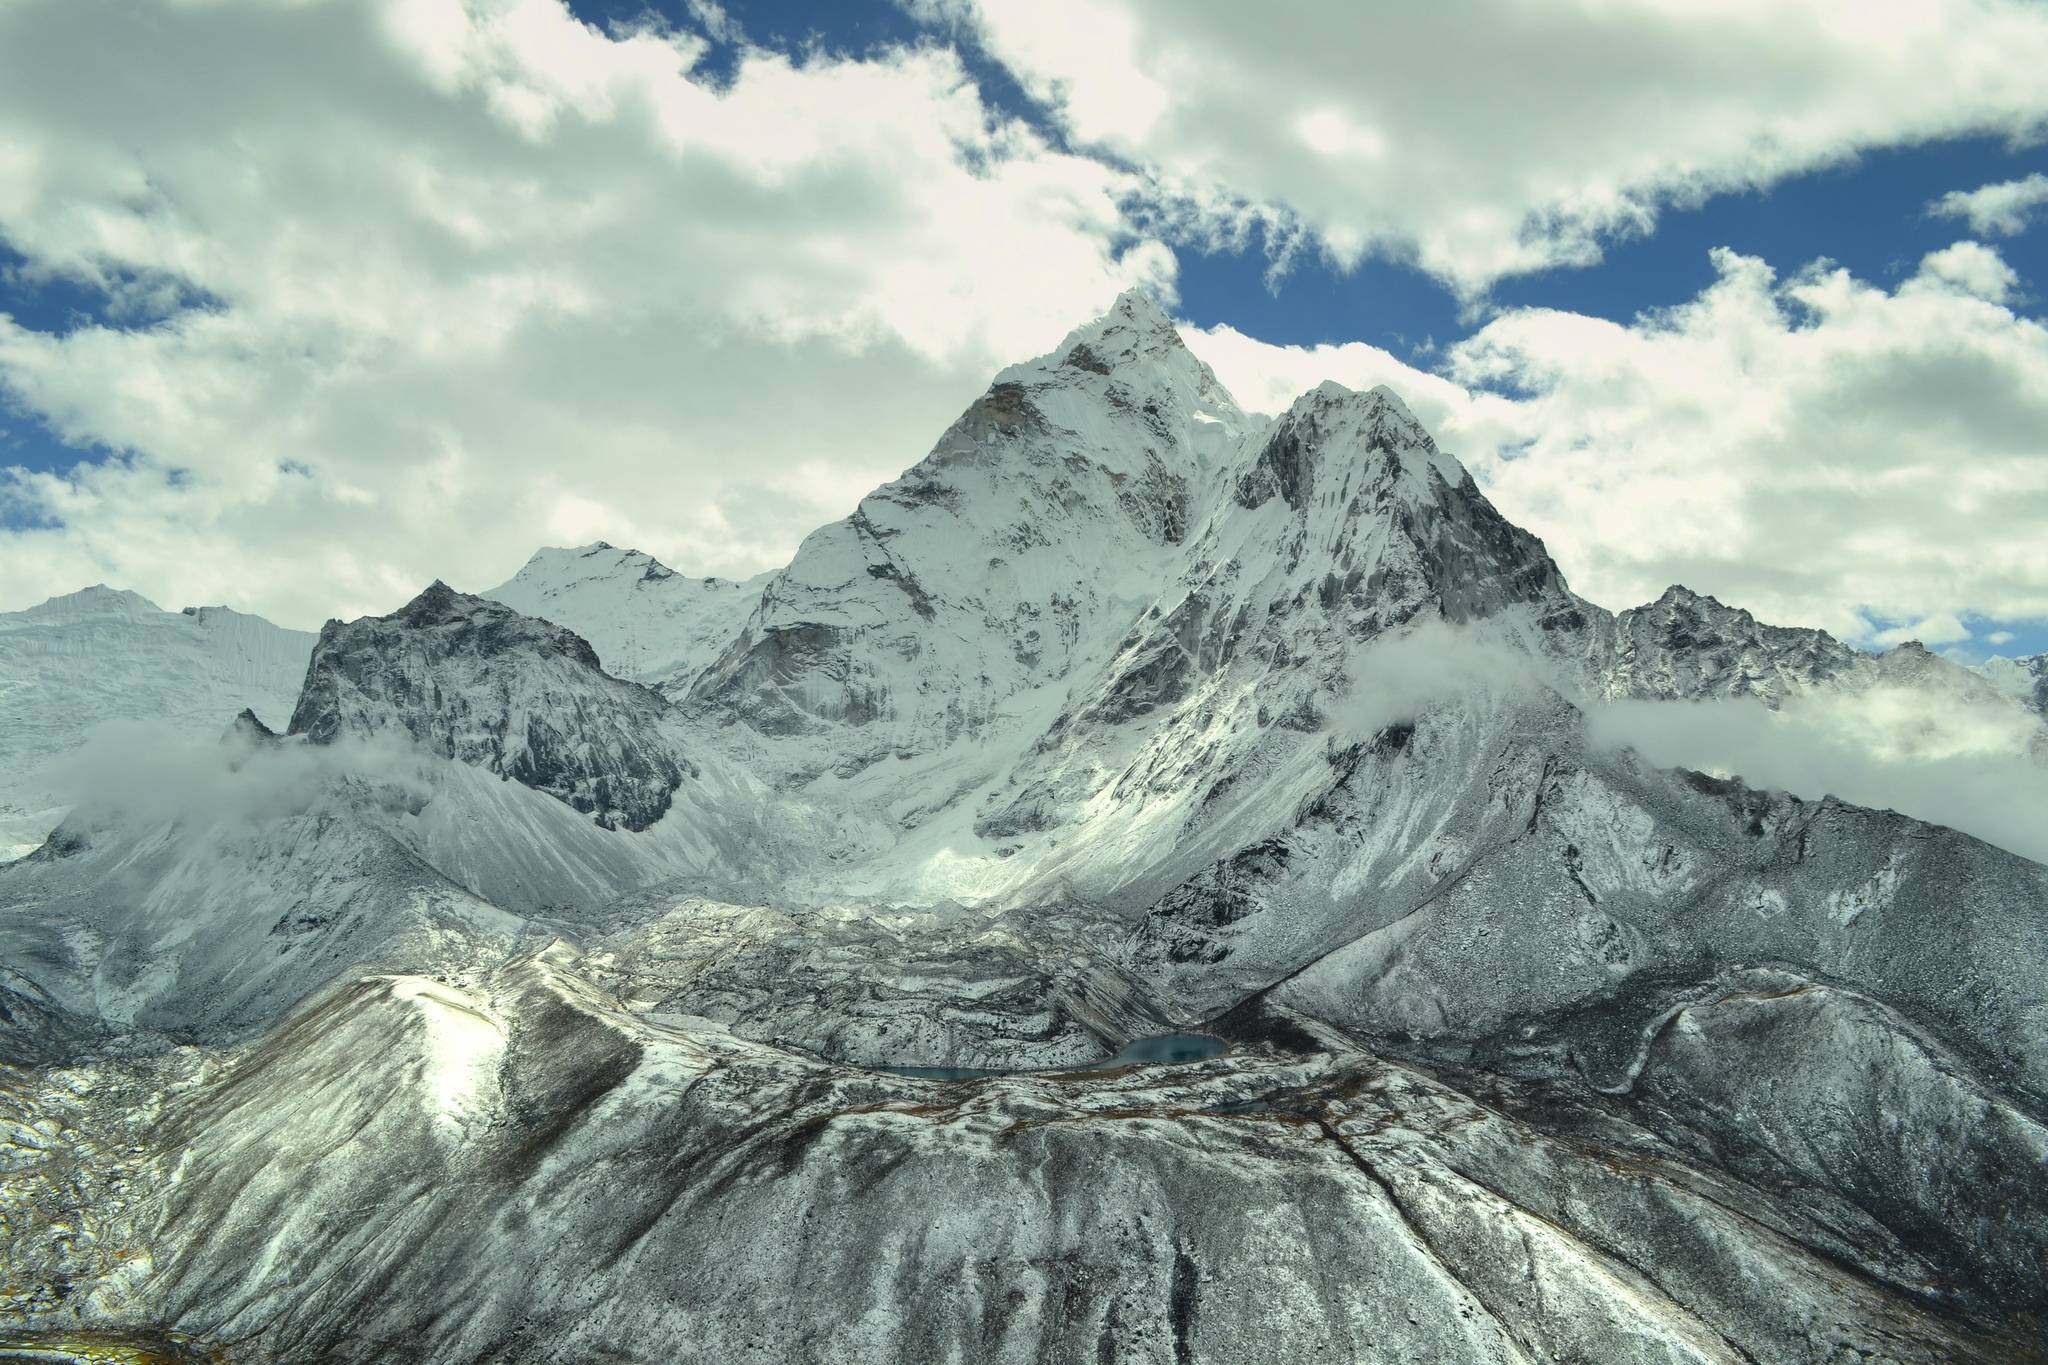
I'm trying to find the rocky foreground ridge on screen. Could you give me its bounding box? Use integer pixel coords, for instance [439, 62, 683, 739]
[2, 292, 2045, 1364]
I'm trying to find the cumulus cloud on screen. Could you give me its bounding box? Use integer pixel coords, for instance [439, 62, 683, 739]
[1871, 612, 1972, 648]
[1915, 240, 2021, 302]
[0, 0, 1170, 625]
[1931, 172, 2048, 236]
[927, 0, 2048, 291]
[1588, 691, 2048, 867]
[2, 0, 2043, 655]
[1187, 243, 2048, 640]
[1443, 244, 2048, 637]
[1332, 619, 1546, 739]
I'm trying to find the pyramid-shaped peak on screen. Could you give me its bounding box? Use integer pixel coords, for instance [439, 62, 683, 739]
[1105, 285, 1174, 327]
[1047, 286, 1188, 374]
[402, 579, 465, 611]
[1267, 380, 1467, 489]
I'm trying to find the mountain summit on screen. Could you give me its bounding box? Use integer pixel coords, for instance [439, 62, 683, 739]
[4, 293, 2046, 1364]
[291, 582, 689, 831]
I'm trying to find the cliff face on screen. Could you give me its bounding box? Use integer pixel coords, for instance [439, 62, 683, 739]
[4, 291, 2046, 1364]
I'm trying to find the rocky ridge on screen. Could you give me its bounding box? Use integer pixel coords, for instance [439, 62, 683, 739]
[2, 290, 2045, 1363]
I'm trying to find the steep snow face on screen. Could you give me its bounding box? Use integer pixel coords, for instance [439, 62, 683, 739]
[0, 756, 537, 1044]
[926, 385, 1597, 907]
[483, 543, 766, 693]
[688, 289, 1258, 775]
[1980, 651, 2048, 716]
[0, 586, 313, 859]
[291, 582, 691, 832]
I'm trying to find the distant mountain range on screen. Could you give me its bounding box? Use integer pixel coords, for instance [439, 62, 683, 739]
[3, 292, 2044, 1364]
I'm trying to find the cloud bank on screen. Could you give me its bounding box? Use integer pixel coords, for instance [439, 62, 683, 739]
[1589, 691, 2048, 867]
[44, 722, 437, 836]
[0, 0, 2042, 654]
[1191, 242, 2048, 644]
[926, 0, 2048, 291]
[0, 0, 1168, 625]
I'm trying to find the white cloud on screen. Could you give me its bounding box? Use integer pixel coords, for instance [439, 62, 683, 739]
[1931, 172, 2048, 236]
[1449, 244, 2048, 638]
[1588, 690, 2048, 866]
[1871, 612, 1972, 648]
[1187, 243, 2048, 641]
[1915, 240, 2020, 302]
[0, 0, 1171, 626]
[46, 721, 437, 836]
[931, 0, 2048, 291]
[1988, 630, 2018, 645]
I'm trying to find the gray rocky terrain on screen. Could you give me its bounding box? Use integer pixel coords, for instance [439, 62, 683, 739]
[2, 292, 2044, 1364]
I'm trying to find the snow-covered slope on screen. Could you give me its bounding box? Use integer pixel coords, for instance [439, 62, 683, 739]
[1981, 650, 2048, 716]
[5, 291, 2048, 1363]
[483, 542, 766, 693]
[689, 290, 1258, 771]
[0, 586, 313, 860]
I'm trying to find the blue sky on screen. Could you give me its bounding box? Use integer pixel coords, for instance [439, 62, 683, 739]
[1, 0, 2045, 655]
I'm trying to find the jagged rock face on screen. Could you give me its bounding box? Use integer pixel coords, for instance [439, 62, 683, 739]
[1596, 584, 1865, 703]
[1129, 685, 2048, 1100]
[958, 385, 1594, 905]
[0, 585, 313, 860]
[484, 542, 767, 694]
[291, 582, 690, 831]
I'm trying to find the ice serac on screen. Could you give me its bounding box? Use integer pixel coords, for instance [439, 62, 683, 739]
[290, 581, 690, 832]
[688, 288, 1257, 772]
[0, 585, 314, 859]
[483, 542, 766, 693]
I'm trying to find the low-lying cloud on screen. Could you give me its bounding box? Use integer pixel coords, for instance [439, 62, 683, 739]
[1333, 622, 2048, 868]
[43, 721, 440, 837]
[1587, 691, 2048, 867]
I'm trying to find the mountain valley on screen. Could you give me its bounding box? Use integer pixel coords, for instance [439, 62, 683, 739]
[2, 292, 2045, 1364]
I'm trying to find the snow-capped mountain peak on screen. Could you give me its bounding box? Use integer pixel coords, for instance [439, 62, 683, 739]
[485, 544, 767, 695]
[290, 582, 689, 831]
[0, 584, 314, 859]
[690, 293, 1260, 751]
[1979, 650, 2048, 716]
[20, 583, 166, 620]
